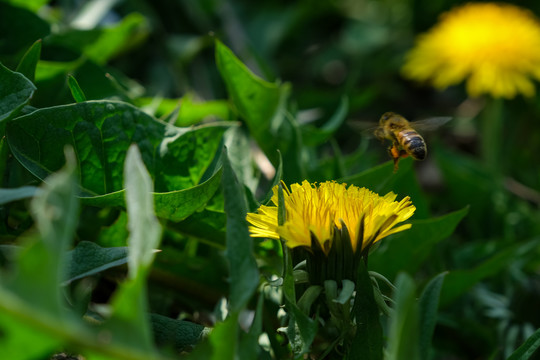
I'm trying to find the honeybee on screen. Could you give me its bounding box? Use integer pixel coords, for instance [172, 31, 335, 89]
[374, 112, 451, 172]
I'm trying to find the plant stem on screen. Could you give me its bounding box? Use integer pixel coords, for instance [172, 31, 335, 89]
[481, 97, 504, 174]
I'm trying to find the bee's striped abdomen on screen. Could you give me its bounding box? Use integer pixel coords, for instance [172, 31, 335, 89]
[399, 129, 426, 160]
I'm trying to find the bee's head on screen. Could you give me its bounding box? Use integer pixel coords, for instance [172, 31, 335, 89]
[380, 112, 399, 125]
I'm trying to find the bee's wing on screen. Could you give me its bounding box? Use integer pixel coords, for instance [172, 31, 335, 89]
[348, 120, 380, 138]
[409, 116, 452, 131]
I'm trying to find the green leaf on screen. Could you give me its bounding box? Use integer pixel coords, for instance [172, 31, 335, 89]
[340, 156, 414, 194]
[102, 144, 162, 354]
[386, 273, 420, 360]
[137, 93, 231, 126]
[0, 308, 62, 360]
[348, 261, 383, 360]
[0, 186, 41, 205]
[15, 39, 41, 83]
[440, 239, 540, 307]
[6, 100, 229, 196]
[215, 40, 289, 166]
[238, 293, 265, 360]
[0, 149, 78, 357]
[224, 126, 259, 195]
[189, 312, 239, 360]
[68, 74, 87, 102]
[3, 0, 49, 13]
[123, 144, 162, 277]
[45, 13, 149, 65]
[418, 272, 447, 360]
[0, 62, 36, 123]
[507, 327, 540, 360]
[222, 148, 259, 313]
[302, 96, 348, 146]
[13, 148, 79, 313]
[369, 206, 469, 280]
[64, 241, 128, 284]
[81, 165, 223, 223]
[150, 313, 207, 353]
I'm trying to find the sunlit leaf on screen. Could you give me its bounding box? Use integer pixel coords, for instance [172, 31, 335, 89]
[68, 74, 87, 102]
[3, 0, 49, 12]
[215, 40, 290, 166]
[6, 101, 229, 196]
[45, 13, 149, 65]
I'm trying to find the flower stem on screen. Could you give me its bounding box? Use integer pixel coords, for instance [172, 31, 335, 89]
[481, 97, 504, 174]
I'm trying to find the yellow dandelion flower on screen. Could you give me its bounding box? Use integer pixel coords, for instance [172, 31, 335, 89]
[402, 2, 540, 99]
[246, 180, 415, 255]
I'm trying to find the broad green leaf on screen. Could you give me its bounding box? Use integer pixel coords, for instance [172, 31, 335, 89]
[507, 327, 540, 360]
[222, 148, 259, 313]
[81, 165, 223, 222]
[0, 186, 41, 205]
[302, 96, 349, 146]
[68, 74, 87, 102]
[440, 239, 540, 307]
[0, 62, 36, 123]
[64, 241, 128, 284]
[418, 272, 447, 360]
[6, 101, 229, 196]
[215, 40, 290, 166]
[15, 39, 41, 82]
[150, 313, 207, 353]
[348, 261, 383, 360]
[0, 3, 50, 61]
[369, 206, 469, 280]
[386, 273, 420, 360]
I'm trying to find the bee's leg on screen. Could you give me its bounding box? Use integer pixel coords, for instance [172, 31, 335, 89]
[398, 149, 409, 158]
[388, 145, 401, 172]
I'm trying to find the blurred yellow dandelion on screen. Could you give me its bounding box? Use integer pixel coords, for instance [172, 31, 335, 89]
[402, 2, 540, 98]
[246, 181, 415, 255]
